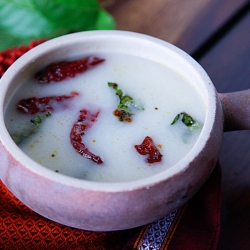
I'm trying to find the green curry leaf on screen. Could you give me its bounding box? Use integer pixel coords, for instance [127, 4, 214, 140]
[171, 112, 203, 131]
[108, 82, 144, 122]
[0, 0, 115, 50]
[11, 112, 51, 144]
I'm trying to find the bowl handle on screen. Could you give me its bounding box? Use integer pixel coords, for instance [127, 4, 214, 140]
[219, 90, 250, 132]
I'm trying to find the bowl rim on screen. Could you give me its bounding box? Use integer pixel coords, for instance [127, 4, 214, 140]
[0, 30, 217, 191]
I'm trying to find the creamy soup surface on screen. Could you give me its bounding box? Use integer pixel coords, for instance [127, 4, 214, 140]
[5, 52, 206, 182]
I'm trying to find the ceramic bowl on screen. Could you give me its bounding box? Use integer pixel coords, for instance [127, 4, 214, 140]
[0, 31, 245, 231]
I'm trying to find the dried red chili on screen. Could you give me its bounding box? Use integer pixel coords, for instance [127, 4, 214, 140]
[134, 136, 162, 163]
[36, 56, 105, 83]
[17, 91, 79, 115]
[70, 109, 103, 164]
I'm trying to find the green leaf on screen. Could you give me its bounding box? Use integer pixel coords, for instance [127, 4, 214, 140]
[171, 113, 180, 125]
[171, 112, 203, 131]
[32, 0, 99, 31]
[108, 82, 144, 122]
[0, 0, 115, 50]
[0, 1, 54, 38]
[93, 9, 115, 30]
[31, 111, 51, 126]
[11, 112, 51, 144]
[180, 112, 195, 127]
[0, 29, 31, 50]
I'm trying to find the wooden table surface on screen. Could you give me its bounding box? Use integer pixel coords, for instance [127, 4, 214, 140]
[107, 1, 250, 249]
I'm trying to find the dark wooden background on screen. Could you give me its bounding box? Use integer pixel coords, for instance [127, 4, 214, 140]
[107, 0, 250, 249]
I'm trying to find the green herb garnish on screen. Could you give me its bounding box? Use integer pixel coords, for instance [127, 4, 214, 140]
[31, 112, 51, 125]
[11, 112, 51, 144]
[108, 82, 144, 122]
[171, 112, 202, 131]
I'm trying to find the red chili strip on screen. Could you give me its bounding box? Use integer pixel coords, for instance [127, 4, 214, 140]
[70, 109, 103, 165]
[35, 56, 105, 83]
[17, 91, 79, 115]
[134, 136, 162, 163]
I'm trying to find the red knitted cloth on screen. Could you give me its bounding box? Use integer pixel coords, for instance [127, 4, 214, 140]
[0, 42, 221, 250]
[0, 40, 46, 77]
